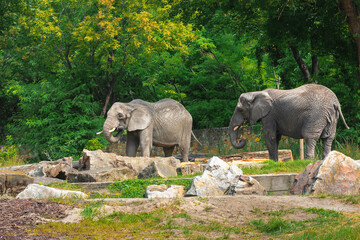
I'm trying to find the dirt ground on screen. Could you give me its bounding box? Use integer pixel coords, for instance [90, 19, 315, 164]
[1, 195, 359, 239]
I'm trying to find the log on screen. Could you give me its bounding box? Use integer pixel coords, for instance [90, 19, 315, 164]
[220, 150, 293, 162]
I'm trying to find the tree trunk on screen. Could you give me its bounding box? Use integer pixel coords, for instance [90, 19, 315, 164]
[290, 45, 311, 82]
[311, 55, 319, 84]
[340, 0, 360, 88]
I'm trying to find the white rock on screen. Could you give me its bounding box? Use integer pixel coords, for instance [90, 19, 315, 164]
[16, 184, 88, 199]
[145, 185, 185, 199]
[185, 156, 265, 197]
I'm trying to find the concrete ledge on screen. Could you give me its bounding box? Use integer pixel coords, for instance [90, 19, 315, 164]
[251, 173, 297, 195]
[71, 173, 298, 195]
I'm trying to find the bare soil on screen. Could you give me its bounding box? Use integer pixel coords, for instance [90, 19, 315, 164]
[1, 195, 359, 239]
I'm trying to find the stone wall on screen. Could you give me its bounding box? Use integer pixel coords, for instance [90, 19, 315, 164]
[108, 126, 272, 157]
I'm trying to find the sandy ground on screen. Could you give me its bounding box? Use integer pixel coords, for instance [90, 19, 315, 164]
[85, 195, 360, 223]
[1, 195, 360, 239]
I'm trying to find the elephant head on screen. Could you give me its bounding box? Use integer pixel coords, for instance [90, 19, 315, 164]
[101, 102, 152, 143]
[229, 91, 273, 149]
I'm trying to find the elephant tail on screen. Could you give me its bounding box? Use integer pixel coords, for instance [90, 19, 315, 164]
[335, 104, 350, 129]
[191, 131, 202, 145]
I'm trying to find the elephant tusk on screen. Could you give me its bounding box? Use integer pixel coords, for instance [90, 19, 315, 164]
[109, 128, 117, 133]
[96, 131, 103, 135]
[233, 126, 240, 131]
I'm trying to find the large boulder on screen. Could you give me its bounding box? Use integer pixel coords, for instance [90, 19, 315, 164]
[185, 157, 266, 197]
[145, 185, 186, 199]
[0, 170, 34, 196]
[67, 167, 137, 183]
[79, 149, 181, 174]
[291, 151, 360, 195]
[16, 184, 88, 199]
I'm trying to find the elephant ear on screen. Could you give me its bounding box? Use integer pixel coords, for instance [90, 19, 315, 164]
[127, 105, 152, 131]
[249, 92, 273, 124]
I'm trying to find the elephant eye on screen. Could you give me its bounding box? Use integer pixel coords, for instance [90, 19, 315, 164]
[118, 113, 124, 119]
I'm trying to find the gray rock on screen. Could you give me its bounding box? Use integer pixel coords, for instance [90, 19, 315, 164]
[290, 160, 323, 195]
[79, 149, 180, 174]
[227, 175, 267, 196]
[138, 161, 177, 179]
[16, 184, 88, 199]
[185, 156, 266, 197]
[67, 167, 137, 183]
[1, 157, 76, 180]
[145, 185, 185, 199]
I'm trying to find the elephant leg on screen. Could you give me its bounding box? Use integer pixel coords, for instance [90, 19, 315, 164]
[179, 134, 191, 162]
[163, 146, 175, 157]
[322, 137, 334, 159]
[304, 138, 317, 159]
[263, 134, 278, 161]
[139, 128, 153, 157]
[263, 122, 278, 161]
[126, 133, 139, 157]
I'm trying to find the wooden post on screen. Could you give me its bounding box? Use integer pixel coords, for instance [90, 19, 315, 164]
[300, 139, 304, 160]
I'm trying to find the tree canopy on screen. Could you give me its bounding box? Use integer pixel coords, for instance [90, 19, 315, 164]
[0, 0, 359, 160]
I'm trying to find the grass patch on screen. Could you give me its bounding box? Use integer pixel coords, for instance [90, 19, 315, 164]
[46, 182, 84, 192]
[316, 193, 360, 205]
[252, 216, 304, 234]
[242, 159, 316, 175]
[251, 207, 346, 238]
[106, 178, 193, 198]
[81, 201, 104, 220]
[33, 205, 240, 239]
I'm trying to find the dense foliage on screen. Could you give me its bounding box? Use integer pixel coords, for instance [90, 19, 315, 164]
[0, 0, 359, 160]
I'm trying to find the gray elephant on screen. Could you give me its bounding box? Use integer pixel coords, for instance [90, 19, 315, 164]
[229, 84, 349, 161]
[98, 98, 193, 161]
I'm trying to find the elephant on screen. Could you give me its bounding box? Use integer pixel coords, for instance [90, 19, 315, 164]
[229, 84, 349, 161]
[97, 98, 194, 161]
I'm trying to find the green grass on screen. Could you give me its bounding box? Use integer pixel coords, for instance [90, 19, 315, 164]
[241, 159, 316, 175]
[105, 178, 193, 198]
[46, 182, 84, 192]
[252, 216, 304, 235]
[316, 193, 360, 205]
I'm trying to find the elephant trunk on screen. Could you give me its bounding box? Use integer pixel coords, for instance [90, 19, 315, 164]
[229, 109, 246, 149]
[103, 118, 122, 143]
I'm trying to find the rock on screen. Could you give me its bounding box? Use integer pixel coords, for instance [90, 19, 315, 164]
[290, 160, 323, 195]
[16, 184, 88, 199]
[313, 151, 360, 195]
[291, 151, 360, 195]
[0, 170, 34, 196]
[138, 162, 177, 179]
[1, 157, 76, 180]
[145, 185, 186, 199]
[185, 173, 224, 197]
[227, 175, 267, 195]
[42, 157, 76, 179]
[67, 167, 137, 183]
[185, 156, 266, 197]
[179, 163, 206, 176]
[79, 149, 181, 174]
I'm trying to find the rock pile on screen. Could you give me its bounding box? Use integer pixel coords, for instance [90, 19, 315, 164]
[185, 156, 266, 197]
